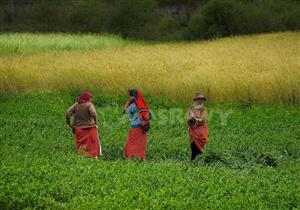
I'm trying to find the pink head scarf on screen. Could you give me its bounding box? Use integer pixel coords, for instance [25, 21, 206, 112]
[78, 92, 92, 103]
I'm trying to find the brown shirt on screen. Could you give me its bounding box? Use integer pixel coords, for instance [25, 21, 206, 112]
[187, 106, 207, 126]
[66, 102, 97, 129]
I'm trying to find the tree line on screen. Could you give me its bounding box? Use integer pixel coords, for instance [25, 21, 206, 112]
[1, 0, 299, 41]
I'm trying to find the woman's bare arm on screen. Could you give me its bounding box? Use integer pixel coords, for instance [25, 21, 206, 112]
[66, 103, 76, 128]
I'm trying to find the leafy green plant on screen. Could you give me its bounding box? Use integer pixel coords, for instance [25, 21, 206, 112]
[0, 92, 299, 209]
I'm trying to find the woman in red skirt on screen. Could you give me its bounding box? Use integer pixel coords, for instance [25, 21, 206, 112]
[124, 89, 151, 161]
[65, 92, 102, 158]
[187, 93, 208, 160]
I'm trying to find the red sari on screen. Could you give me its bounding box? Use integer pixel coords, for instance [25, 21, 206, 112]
[188, 106, 208, 152]
[125, 126, 147, 160]
[188, 123, 208, 152]
[124, 89, 150, 160]
[74, 127, 102, 157]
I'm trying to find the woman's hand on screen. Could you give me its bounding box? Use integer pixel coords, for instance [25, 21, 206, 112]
[124, 96, 135, 110]
[188, 118, 196, 127]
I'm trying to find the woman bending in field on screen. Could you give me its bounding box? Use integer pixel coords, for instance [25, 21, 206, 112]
[123, 89, 151, 161]
[187, 93, 208, 160]
[66, 92, 102, 158]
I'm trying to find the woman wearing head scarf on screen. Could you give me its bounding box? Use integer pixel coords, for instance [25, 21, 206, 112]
[123, 89, 151, 161]
[187, 93, 208, 160]
[65, 92, 102, 158]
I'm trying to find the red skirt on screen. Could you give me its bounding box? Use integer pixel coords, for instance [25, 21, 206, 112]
[74, 127, 102, 157]
[125, 127, 147, 160]
[188, 123, 208, 152]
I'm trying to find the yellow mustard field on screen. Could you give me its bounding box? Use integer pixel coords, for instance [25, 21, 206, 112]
[0, 32, 299, 103]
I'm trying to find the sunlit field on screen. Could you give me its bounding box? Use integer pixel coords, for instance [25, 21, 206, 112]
[0, 32, 299, 209]
[0, 33, 136, 55]
[0, 92, 299, 209]
[1, 32, 299, 103]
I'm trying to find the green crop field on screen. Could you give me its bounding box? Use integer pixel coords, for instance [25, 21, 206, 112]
[0, 33, 299, 209]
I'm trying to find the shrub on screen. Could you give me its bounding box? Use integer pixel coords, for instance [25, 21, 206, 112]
[189, 0, 248, 39]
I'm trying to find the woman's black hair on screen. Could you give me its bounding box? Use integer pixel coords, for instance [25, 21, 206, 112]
[128, 89, 138, 100]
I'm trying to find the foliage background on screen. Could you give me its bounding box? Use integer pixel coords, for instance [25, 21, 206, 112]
[1, 0, 300, 41]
